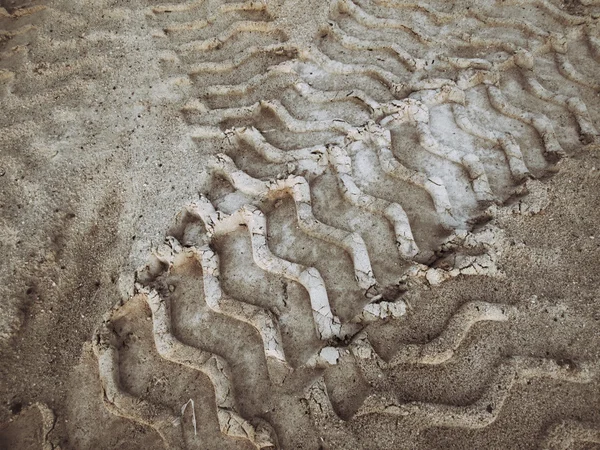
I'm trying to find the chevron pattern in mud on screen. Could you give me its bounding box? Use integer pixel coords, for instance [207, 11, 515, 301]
[92, 0, 600, 448]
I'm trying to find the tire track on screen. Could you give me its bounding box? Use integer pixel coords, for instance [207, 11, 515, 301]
[88, 0, 600, 447]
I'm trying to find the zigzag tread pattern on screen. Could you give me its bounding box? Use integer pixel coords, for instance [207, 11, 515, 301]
[91, 0, 600, 448]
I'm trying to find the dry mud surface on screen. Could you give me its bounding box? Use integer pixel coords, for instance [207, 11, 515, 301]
[1, 0, 600, 448]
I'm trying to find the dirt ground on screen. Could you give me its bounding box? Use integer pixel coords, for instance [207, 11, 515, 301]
[1, 0, 600, 449]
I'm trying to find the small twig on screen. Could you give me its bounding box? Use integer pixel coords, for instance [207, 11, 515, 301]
[181, 399, 197, 436]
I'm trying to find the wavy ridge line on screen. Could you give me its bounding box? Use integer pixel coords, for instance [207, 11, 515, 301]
[487, 85, 565, 159]
[454, 31, 570, 73]
[521, 72, 598, 144]
[460, 21, 600, 97]
[199, 65, 386, 113]
[201, 65, 298, 97]
[502, 0, 593, 26]
[188, 43, 298, 73]
[186, 196, 342, 340]
[375, 90, 496, 205]
[469, 10, 549, 38]
[415, 121, 495, 203]
[440, 45, 597, 150]
[233, 125, 328, 166]
[232, 127, 419, 258]
[188, 99, 352, 134]
[303, 376, 362, 447]
[452, 103, 531, 181]
[293, 81, 381, 116]
[541, 420, 600, 450]
[198, 56, 448, 103]
[137, 237, 290, 381]
[331, 7, 544, 82]
[151, 0, 265, 19]
[186, 196, 406, 336]
[455, 34, 525, 56]
[327, 144, 419, 258]
[93, 313, 187, 449]
[305, 301, 514, 379]
[150, 0, 208, 14]
[356, 121, 457, 228]
[323, 20, 425, 71]
[185, 42, 405, 95]
[333, 0, 432, 44]
[163, 0, 595, 168]
[209, 153, 377, 291]
[355, 356, 596, 427]
[347, 6, 555, 49]
[154, 9, 271, 44]
[194, 245, 288, 367]
[303, 360, 598, 443]
[555, 51, 600, 91]
[179, 21, 278, 52]
[142, 289, 276, 448]
[306, 301, 514, 374]
[387, 301, 516, 366]
[131, 3, 600, 444]
[140, 219, 405, 384]
[372, 0, 455, 25]
[300, 45, 403, 93]
[186, 75, 558, 237]
[94, 294, 277, 448]
[190, 99, 458, 230]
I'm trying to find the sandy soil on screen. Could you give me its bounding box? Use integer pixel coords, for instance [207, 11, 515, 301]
[1, 0, 599, 449]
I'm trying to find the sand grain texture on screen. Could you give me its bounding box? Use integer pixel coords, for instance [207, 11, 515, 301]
[1, 0, 599, 448]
